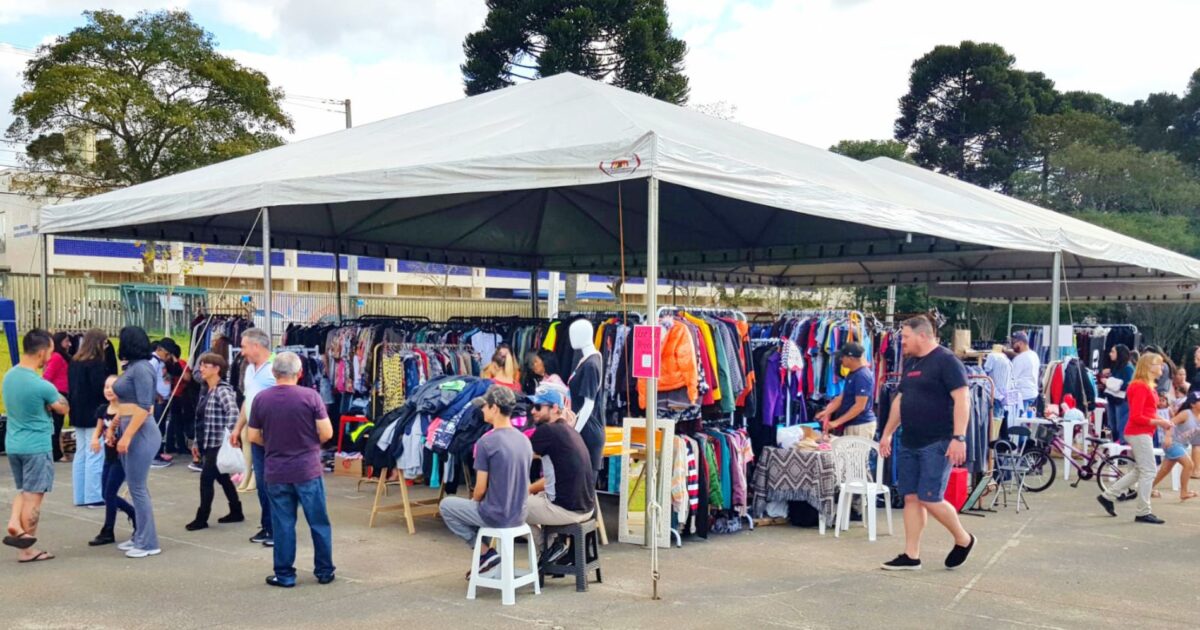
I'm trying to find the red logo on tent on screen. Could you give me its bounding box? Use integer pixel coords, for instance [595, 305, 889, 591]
[599, 154, 641, 177]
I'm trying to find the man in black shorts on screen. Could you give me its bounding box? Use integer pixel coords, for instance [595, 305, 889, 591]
[879, 316, 976, 571]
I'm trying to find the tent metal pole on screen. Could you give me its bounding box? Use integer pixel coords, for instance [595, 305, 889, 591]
[262, 208, 273, 345]
[645, 176, 661, 600]
[885, 285, 897, 326]
[40, 233, 49, 329]
[1049, 251, 1062, 362]
[529, 268, 539, 317]
[1007, 301, 1014, 338]
[547, 272, 560, 319]
[333, 243, 344, 323]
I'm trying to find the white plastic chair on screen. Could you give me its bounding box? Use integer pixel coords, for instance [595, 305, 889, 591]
[466, 524, 541, 606]
[831, 436, 893, 541]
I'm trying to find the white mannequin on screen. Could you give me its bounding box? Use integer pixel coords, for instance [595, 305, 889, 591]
[569, 319, 598, 433]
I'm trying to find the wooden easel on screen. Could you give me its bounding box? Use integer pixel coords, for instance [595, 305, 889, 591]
[367, 463, 473, 533]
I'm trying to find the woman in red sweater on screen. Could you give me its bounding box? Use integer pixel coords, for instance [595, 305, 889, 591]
[43, 331, 73, 462]
[1097, 352, 1174, 524]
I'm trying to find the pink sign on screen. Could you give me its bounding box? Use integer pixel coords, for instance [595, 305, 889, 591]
[632, 325, 661, 379]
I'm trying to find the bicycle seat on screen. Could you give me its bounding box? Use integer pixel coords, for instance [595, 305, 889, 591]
[1084, 436, 1110, 445]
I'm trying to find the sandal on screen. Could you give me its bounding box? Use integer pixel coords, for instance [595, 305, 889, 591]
[18, 550, 55, 563]
[1150, 490, 1162, 499]
[1181, 491, 1198, 501]
[2, 533, 37, 549]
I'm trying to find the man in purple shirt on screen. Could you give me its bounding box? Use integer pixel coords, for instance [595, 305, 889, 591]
[248, 352, 335, 587]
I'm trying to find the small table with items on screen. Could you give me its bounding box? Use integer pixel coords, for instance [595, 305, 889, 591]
[751, 446, 837, 533]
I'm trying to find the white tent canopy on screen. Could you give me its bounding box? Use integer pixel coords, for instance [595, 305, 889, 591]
[40, 73, 1200, 288]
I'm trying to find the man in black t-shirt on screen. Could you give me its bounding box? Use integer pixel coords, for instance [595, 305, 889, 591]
[879, 316, 976, 572]
[525, 389, 596, 567]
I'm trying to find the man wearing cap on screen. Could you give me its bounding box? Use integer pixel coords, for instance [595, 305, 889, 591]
[1010, 332, 1041, 412]
[816, 342, 878, 439]
[525, 388, 596, 566]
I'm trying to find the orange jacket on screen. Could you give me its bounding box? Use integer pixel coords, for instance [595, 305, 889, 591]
[638, 322, 699, 409]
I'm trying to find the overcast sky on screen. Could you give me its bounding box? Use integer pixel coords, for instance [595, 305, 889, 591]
[1, 0, 1198, 168]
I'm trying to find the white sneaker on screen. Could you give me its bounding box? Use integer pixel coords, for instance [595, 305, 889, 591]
[117, 540, 137, 551]
[125, 547, 162, 558]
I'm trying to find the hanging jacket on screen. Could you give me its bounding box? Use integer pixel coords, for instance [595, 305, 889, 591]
[638, 322, 699, 408]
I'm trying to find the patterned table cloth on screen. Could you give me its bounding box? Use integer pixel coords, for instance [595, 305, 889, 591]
[751, 446, 837, 525]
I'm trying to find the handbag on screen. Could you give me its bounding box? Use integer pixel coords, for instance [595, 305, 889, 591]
[216, 429, 246, 475]
[1104, 377, 1125, 399]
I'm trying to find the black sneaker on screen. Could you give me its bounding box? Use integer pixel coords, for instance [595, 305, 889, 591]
[265, 576, 295, 588]
[1096, 495, 1117, 517]
[1134, 514, 1165, 524]
[261, 537, 274, 547]
[317, 574, 336, 585]
[150, 457, 173, 469]
[539, 540, 570, 568]
[881, 554, 922, 571]
[250, 530, 270, 544]
[945, 534, 976, 569]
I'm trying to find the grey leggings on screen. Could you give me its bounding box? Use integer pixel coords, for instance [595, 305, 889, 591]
[119, 415, 162, 551]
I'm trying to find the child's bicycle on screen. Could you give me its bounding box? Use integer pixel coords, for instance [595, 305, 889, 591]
[1003, 421, 1138, 499]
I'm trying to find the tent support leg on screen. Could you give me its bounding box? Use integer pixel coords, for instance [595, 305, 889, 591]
[40, 233, 49, 329]
[529, 268, 539, 318]
[262, 207, 273, 345]
[885, 285, 896, 326]
[548, 272, 560, 319]
[1007, 301, 1014, 338]
[1049, 251, 1062, 362]
[333, 243, 344, 323]
[645, 176, 661, 601]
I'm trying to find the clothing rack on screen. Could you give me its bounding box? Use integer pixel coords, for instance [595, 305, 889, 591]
[656, 306, 747, 322]
[371, 341, 478, 418]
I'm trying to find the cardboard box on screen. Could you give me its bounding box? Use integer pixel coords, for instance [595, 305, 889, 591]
[952, 329, 972, 355]
[334, 454, 363, 478]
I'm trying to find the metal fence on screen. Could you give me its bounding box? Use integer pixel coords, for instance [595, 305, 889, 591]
[0, 273, 698, 342]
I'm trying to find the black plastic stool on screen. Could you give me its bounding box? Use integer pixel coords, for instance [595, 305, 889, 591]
[539, 518, 602, 592]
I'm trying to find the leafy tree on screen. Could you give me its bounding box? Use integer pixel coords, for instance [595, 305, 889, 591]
[829, 139, 909, 162]
[462, 0, 689, 104]
[1171, 68, 1200, 166]
[1018, 110, 1126, 204]
[894, 41, 1057, 188]
[6, 9, 292, 199]
[1071, 210, 1200, 256]
[1120, 92, 1183, 155]
[1051, 143, 1200, 214]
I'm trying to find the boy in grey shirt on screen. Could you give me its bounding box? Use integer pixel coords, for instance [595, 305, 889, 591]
[439, 386, 532, 577]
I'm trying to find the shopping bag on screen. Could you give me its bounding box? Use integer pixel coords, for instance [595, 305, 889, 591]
[1104, 377, 1125, 399]
[216, 430, 246, 475]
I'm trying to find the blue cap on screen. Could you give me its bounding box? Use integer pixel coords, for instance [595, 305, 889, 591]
[530, 389, 565, 408]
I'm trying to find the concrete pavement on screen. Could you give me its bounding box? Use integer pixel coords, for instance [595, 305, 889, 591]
[1, 459, 1197, 629]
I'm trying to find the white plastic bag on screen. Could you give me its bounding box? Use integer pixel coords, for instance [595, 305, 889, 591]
[216, 430, 246, 475]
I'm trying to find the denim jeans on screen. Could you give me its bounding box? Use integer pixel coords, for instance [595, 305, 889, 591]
[72, 428, 105, 505]
[267, 477, 335, 584]
[252, 444, 272, 535]
[101, 456, 136, 532]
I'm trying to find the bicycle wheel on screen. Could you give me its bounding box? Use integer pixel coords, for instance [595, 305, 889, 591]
[1097, 454, 1138, 500]
[1020, 450, 1056, 493]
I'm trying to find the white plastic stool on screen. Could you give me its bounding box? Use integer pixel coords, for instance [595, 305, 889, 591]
[466, 524, 541, 606]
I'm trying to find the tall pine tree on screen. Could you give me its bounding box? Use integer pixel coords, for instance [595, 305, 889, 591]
[461, 0, 689, 104]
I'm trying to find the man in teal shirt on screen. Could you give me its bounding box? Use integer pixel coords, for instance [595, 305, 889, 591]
[3, 329, 70, 563]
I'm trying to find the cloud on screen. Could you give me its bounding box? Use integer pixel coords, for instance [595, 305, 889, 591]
[4, 0, 1199, 156]
[676, 0, 1200, 148]
[0, 0, 191, 25]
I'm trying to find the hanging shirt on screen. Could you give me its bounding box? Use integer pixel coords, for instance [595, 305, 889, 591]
[983, 351, 1013, 403]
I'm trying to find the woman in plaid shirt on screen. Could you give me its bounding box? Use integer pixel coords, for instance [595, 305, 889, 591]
[186, 353, 244, 531]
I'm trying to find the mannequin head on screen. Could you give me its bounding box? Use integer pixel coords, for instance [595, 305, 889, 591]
[569, 319, 596, 352]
